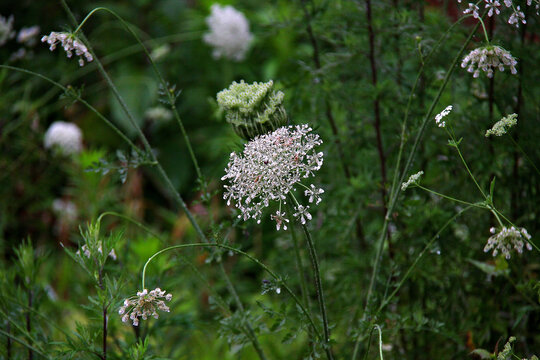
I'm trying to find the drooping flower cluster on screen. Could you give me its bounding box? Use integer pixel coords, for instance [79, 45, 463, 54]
[458, 0, 538, 27]
[401, 171, 424, 191]
[0, 14, 15, 46]
[435, 105, 453, 128]
[17, 25, 40, 46]
[119, 288, 172, 326]
[76, 241, 117, 261]
[41, 31, 93, 66]
[44, 121, 83, 155]
[485, 113, 517, 137]
[484, 226, 533, 259]
[217, 80, 287, 140]
[203, 4, 253, 62]
[222, 124, 324, 230]
[461, 45, 517, 78]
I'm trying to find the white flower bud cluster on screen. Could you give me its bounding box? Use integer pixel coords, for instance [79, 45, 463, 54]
[41, 32, 93, 66]
[203, 4, 253, 62]
[17, 25, 40, 46]
[461, 45, 517, 78]
[76, 241, 117, 261]
[44, 121, 83, 155]
[484, 226, 533, 259]
[435, 105, 453, 128]
[459, 0, 536, 27]
[485, 113, 517, 137]
[222, 124, 324, 230]
[401, 171, 424, 191]
[0, 14, 15, 46]
[119, 288, 172, 326]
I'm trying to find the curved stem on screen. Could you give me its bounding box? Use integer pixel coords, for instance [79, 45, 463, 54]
[139, 243, 322, 340]
[416, 185, 485, 208]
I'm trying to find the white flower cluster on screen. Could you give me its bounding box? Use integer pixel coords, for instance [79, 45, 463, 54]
[435, 105, 453, 128]
[222, 124, 324, 230]
[41, 32, 93, 66]
[17, 25, 40, 46]
[52, 199, 78, 223]
[145, 106, 173, 122]
[77, 241, 117, 261]
[0, 14, 15, 46]
[458, 0, 537, 27]
[203, 4, 253, 62]
[44, 121, 83, 155]
[119, 288, 172, 326]
[485, 113, 517, 137]
[461, 45, 517, 78]
[401, 171, 424, 191]
[484, 226, 533, 259]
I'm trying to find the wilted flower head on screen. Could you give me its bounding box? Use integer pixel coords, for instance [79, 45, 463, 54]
[401, 171, 424, 191]
[203, 4, 253, 61]
[461, 45, 517, 78]
[435, 105, 453, 128]
[485, 113, 517, 137]
[41, 31, 93, 66]
[119, 288, 172, 326]
[217, 80, 287, 140]
[484, 226, 533, 259]
[0, 14, 15, 46]
[221, 124, 324, 229]
[17, 25, 40, 46]
[44, 121, 83, 155]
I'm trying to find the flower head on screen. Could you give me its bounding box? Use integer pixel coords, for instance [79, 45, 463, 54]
[203, 4, 253, 62]
[435, 105, 453, 128]
[17, 25, 40, 46]
[0, 14, 15, 46]
[485, 113, 517, 137]
[217, 80, 287, 140]
[222, 124, 323, 229]
[44, 121, 83, 155]
[293, 205, 312, 225]
[41, 31, 93, 66]
[484, 226, 533, 259]
[461, 45, 517, 78]
[401, 171, 424, 191]
[119, 288, 172, 326]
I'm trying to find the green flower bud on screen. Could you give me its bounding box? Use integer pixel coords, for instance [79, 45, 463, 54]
[217, 80, 288, 140]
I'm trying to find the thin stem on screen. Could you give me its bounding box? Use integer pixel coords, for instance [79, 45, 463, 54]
[102, 306, 107, 360]
[26, 289, 32, 360]
[375, 325, 384, 360]
[301, 224, 334, 360]
[416, 185, 484, 208]
[0, 329, 50, 360]
[364, 18, 482, 312]
[508, 135, 540, 176]
[140, 243, 321, 339]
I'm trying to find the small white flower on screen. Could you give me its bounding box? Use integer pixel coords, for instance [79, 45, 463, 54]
[461, 45, 517, 79]
[41, 31, 93, 66]
[76, 241, 117, 261]
[484, 226, 533, 259]
[508, 6, 526, 27]
[0, 14, 15, 46]
[293, 205, 312, 225]
[401, 171, 424, 191]
[203, 4, 253, 62]
[271, 210, 290, 231]
[463, 3, 480, 18]
[305, 184, 324, 205]
[17, 25, 40, 46]
[435, 105, 452, 128]
[44, 121, 83, 155]
[119, 288, 173, 326]
[485, 113, 517, 137]
[485, 0, 501, 17]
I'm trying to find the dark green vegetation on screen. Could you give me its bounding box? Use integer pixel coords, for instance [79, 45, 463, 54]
[0, 0, 539, 359]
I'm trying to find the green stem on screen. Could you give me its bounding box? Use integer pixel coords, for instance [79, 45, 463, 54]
[139, 243, 321, 339]
[416, 185, 484, 208]
[375, 325, 384, 360]
[0, 329, 49, 360]
[508, 135, 540, 176]
[364, 18, 482, 313]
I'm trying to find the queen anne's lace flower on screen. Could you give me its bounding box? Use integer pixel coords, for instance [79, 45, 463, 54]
[119, 288, 172, 326]
[44, 121, 83, 155]
[435, 105, 452, 128]
[0, 14, 15, 46]
[41, 31, 93, 66]
[293, 205, 312, 225]
[485, 113, 517, 137]
[461, 45, 517, 78]
[401, 171, 424, 191]
[222, 124, 324, 229]
[304, 184, 324, 205]
[203, 4, 253, 62]
[484, 226, 533, 259]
